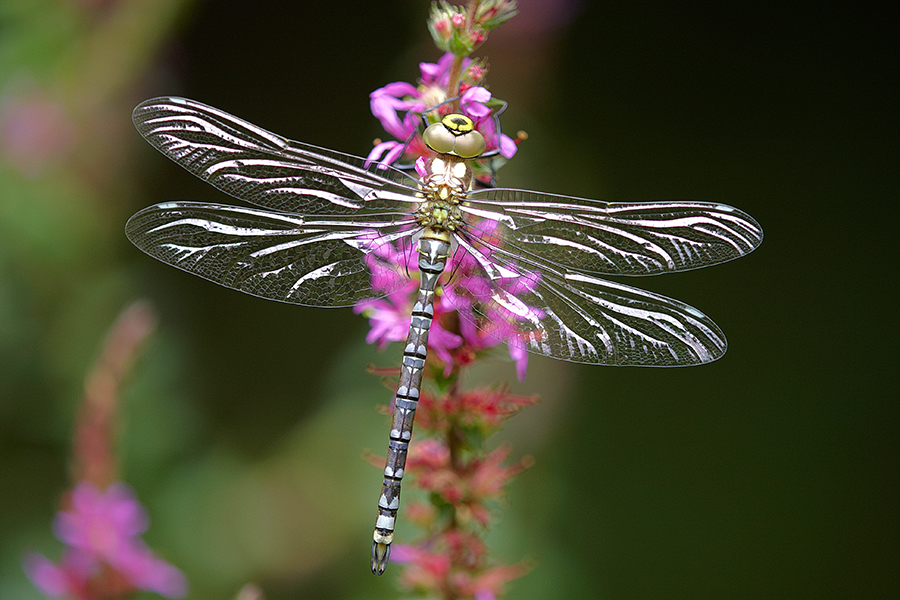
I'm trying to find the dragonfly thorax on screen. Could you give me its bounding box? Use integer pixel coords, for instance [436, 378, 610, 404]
[415, 155, 471, 231]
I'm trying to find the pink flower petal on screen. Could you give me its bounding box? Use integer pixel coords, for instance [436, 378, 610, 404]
[365, 140, 400, 165]
[461, 87, 492, 118]
[116, 542, 188, 598]
[498, 133, 518, 158]
[375, 81, 419, 99]
[23, 549, 95, 598]
[508, 344, 529, 382]
[378, 142, 407, 168]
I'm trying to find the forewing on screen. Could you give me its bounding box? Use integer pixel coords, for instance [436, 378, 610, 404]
[463, 188, 763, 276]
[132, 97, 421, 215]
[126, 202, 416, 307]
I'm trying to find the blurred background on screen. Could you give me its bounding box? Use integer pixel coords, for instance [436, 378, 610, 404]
[1, 1, 896, 598]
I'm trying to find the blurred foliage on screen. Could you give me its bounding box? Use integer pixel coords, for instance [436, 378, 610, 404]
[1, 1, 896, 600]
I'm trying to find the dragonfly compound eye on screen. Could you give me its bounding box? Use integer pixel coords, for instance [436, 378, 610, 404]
[423, 122, 456, 154]
[451, 128, 485, 159]
[423, 114, 486, 159]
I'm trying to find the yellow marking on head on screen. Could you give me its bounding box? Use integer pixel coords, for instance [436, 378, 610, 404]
[442, 114, 475, 134]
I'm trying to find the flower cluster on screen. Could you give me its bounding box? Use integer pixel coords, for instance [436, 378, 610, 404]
[382, 386, 537, 600]
[354, 220, 541, 382]
[352, 235, 459, 354]
[391, 532, 529, 600]
[23, 301, 187, 600]
[366, 52, 519, 180]
[413, 385, 541, 434]
[428, 0, 519, 55]
[25, 483, 187, 599]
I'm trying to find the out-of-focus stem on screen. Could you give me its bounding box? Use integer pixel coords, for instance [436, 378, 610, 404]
[74, 300, 156, 487]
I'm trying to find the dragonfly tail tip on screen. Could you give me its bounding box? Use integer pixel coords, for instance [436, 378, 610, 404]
[371, 541, 391, 575]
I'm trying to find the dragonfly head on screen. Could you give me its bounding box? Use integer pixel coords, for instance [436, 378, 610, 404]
[423, 114, 486, 159]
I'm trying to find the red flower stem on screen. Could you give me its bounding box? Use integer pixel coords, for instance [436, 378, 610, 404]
[445, 369, 468, 600]
[446, 56, 463, 110]
[445, 0, 482, 108]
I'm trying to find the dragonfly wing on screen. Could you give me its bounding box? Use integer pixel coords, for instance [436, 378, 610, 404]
[446, 225, 726, 366]
[132, 97, 421, 215]
[126, 202, 416, 307]
[518, 271, 726, 366]
[464, 189, 763, 276]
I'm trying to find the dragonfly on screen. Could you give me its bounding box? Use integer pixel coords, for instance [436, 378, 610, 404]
[126, 96, 763, 575]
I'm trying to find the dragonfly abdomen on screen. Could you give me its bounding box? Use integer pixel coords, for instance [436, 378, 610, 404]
[372, 229, 452, 575]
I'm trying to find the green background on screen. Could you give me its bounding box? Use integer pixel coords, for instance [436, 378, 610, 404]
[1, 1, 895, 598]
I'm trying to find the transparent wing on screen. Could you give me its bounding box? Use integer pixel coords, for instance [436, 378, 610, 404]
[126, 201, 418, 307]
[444, 220, 729, 366]
[510, 270, 726, 366]
[463, 188, 763, 276]
[132, 97, 422, 216]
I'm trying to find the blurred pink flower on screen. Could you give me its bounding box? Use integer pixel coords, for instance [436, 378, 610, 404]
[54, 483, 149, 559]
[25, 482, 187, 599]
[24, 550, 94, 599]
[0, 91, 75, 178]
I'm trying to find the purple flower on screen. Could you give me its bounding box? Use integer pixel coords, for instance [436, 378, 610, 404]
[366, 53, 518, 167]
[54, 482, 149, 559]
[0, 91, 76, 178]
[419, 52, 471, 99]
[113, 541, 187, 598]
[384, 543, 418, 564]
[440, 220, 543, 380]
[354, 241, 465, 361]
[24, 550, 94, 599]
[354, 292, 465, 363]
[24, 482, 187, 598]
[355, 220, 541, 380]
